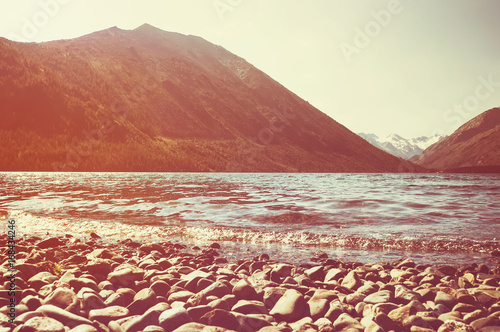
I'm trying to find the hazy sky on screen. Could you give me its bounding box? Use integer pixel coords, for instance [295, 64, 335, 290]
[1, 0, 499, 138]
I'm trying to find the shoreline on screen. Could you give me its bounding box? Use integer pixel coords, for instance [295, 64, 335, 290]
[1, 232, 500, 331]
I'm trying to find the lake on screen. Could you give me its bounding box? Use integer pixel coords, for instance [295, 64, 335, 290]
[1, 172, 499, 266]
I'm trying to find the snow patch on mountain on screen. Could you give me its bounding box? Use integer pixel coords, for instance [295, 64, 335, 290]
[358, 133, 445, 159]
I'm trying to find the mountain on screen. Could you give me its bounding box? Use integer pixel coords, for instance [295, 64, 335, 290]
[411, 108, 500, 172]
[358, 133, 444, 159]
[0, 24, 417, 172]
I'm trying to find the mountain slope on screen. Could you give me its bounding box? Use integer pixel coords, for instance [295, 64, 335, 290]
[411, 108, 500, 171]
[0, 24, 416, 172]
[358, 133, 444, 159]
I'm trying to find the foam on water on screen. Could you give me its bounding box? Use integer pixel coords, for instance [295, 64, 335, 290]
[1, 172, 499, 266]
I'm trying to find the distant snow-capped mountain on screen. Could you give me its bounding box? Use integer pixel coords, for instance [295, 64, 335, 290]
[358, 133, 445, 159]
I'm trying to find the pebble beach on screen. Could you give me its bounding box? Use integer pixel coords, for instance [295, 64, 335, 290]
[2, 233, 500, 332]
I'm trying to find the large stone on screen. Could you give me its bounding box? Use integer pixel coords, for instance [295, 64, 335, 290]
[123, 302, 170, 332]
[23, 316, 65, 332]
[232, 279, 258, 300]
[108, 265, 144, 287]
[341, 271, 362, 290]
[42, 287, 78, 311]
[435, 291, 457, 309]
[364, 290, 394, 304]
[88, 305, 129, 325]
[36, 304, 92, 328]
[127, 288, 158, 315]
[159, 307, 193, 332]
[324, 268, 347, 283]
[304, 266, 325, 281]
[308, 298, 330, 320]
[269, 289, 306, 323]
[333, 313, 364, 331]
[200, 309, 239, 330]
[171, 322, 228, 331]
[232, 300, 268, 315]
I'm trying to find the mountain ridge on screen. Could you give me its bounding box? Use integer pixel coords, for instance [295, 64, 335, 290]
[0, 24, 420, 172]
[411, 107, 500, 171]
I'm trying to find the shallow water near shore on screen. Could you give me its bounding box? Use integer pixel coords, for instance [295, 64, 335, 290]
[1, 172, 499, 266]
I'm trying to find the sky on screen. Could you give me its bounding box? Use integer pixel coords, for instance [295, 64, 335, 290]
[1, 0, 500, 138]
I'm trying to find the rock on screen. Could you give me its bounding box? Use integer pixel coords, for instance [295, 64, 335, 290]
[395, 285, 421, 303]
[69, 277, 99, 293]
[452, 303, 482, 314]
[108, 265, 144, 287]
[435, 291, 457, 309]
[88, 305, 129, 325]
[37, 237, 63, 248]
[470, 316, 500, 330]
[68, 324, 99, 332]
[81, 292, 106, 312]
[42, 287, 78, 311]
[36, 304, 92, 328]
[142, 326, 164, 332]
[122, 302, 170, 332]
[341, 270, 362, 290]
[373, 312, 400, 331]
[200, 309, 240, 330]
[263, 287, 287, 310]
[232, 300, 268, 315]
[308, 298, 330, 320]
[127, 288, 158, 315]
[171, 322, 225, 331]
[232, 278, 258, 300]
[324, 268, 347, 283]
[325, 301, 347, 322]
[23, 316, 65, 332]
[269, 289, 306, 323]
[333, 313, 364, 331]
[437, 320, 475, 332]
[168, 290, 195, 303]
[158, 307, 193, 332]
[364, 290, 394, 304]
[388, 303, 415, 323]
[304, 266, 325, 281]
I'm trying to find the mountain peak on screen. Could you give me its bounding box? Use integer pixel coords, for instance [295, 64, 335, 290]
[134, 23, 162, 33]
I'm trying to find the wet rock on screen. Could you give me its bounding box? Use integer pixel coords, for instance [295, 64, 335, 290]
[158, 307, 193, 332]
[23, 316, 65, 332]
[88, 305, 129, 325]
[269, 289, 306, 323]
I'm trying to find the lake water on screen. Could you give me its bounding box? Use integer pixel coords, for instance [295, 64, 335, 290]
[1, 172, 499, 266]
